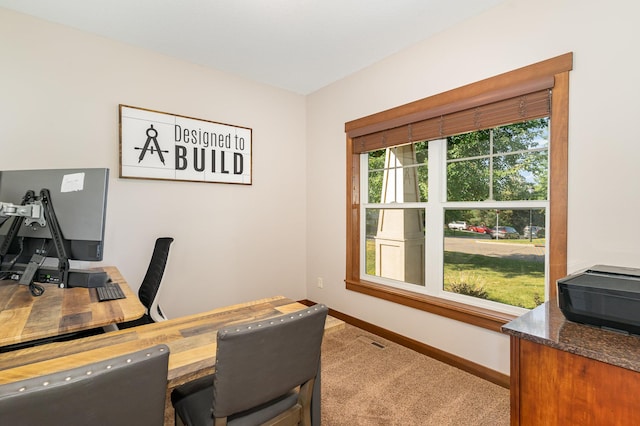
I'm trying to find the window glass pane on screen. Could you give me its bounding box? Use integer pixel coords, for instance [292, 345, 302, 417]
[447, 118, 549, 202]
[368, 144, 427, 204]
[365, 207, 425, 286]
[417, 164, 428, 202]
[443, 208, 546, 309]
[415, 141, 429, 163]
[367, 149, 386, 203]
[447, 158, 490, 201]
[365, 208, 380, 240]
[415, 141, 428, 202]
[492, 118, 549, 153]
[368, 170, 384, 203]
[447, 130, 490, 160]
[493, 151, 548, 201]
[368, 149, 386, 170]
[523, 150, 548, 200]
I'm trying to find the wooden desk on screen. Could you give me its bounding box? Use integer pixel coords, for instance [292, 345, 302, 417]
[0, 295, 344, 425]
[0, 266, 145, 348]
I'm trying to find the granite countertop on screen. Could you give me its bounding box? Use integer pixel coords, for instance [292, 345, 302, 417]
[502, 301, 640, 372]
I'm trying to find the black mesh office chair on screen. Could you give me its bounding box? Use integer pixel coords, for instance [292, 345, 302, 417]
[118, 237, 173, 329]
[171, 304, 328, 426]
[0, 344, 170, 426]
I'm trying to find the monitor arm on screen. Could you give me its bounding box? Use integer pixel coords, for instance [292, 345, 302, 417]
[0, 200, 46, 227]
[0, 190, 38, 261]
[0, 189, 71, 287]
[39, 189, 70, 287]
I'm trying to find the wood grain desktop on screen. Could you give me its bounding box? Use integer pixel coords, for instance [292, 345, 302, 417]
[0, 266, 145, 347]
[0, 294, 343, 425]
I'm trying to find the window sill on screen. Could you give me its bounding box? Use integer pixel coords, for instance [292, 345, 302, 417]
[345, 279, 517, 333]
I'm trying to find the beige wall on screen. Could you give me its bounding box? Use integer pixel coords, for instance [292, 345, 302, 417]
[0, 8, 308, 316]
[2, 0, 640, 377]
[306, 0, 640, 375]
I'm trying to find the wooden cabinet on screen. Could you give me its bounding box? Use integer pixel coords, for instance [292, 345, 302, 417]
[503, 302, 640, 426]
[510, 336, 640, 425]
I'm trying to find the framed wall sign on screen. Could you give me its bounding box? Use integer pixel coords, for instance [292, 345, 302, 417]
[119, 105, 252, 185]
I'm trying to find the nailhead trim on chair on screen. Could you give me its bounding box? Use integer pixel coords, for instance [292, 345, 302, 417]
[220, 305, 327, 336]
[4, 345, 169, 395]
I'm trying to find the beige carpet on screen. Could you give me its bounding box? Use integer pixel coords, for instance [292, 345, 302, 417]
[321, 324, 510, 426]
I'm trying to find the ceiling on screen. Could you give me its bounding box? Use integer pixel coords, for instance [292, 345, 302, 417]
[0, 0, 507, 94]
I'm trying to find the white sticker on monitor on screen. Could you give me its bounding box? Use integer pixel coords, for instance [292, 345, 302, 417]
[60, 172, 85, 192]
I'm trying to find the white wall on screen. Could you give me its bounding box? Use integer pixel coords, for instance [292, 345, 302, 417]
[306, 0, 640, 375]
[0, 8, 307, 317]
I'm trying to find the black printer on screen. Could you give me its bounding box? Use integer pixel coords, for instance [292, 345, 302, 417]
[557, 265, 640, 335]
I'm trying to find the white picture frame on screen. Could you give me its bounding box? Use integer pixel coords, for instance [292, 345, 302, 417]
[119, 105, 252, 185]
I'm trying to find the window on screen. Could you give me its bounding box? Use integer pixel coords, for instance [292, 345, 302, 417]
[362, 120, 548, 315]
[345, 54, 572, 331]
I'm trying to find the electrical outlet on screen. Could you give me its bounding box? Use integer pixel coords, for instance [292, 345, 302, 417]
[317, 277, 324, 288]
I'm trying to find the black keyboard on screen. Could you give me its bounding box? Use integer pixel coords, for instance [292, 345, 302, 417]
[96, 283, 126, 302]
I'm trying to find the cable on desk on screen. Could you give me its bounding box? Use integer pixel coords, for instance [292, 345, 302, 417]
[29, 282, 44, 297]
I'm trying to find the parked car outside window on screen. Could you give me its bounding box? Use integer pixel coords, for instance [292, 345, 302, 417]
[468, 224, 491, 234]
[523, 226, 545, 239]
[489, 226, 520, 239]
[447, 221, 468, 230]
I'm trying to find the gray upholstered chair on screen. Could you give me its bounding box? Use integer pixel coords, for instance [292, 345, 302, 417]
[0, 344, 170, 426]
[171, 304, 328, 426]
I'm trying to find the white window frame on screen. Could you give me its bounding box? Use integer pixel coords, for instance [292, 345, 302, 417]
[360, 135, 549, 316]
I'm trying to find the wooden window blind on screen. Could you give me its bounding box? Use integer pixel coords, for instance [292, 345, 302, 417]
[350, 76, 553, 153]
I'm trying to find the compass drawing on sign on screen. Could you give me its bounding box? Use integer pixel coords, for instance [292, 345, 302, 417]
[135, 124, 169, 164]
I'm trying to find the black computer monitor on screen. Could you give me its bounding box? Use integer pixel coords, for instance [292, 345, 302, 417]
[0, 168, 109, 278]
